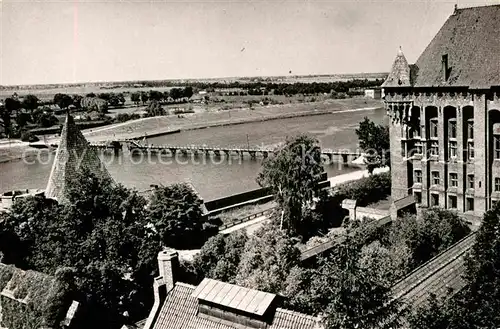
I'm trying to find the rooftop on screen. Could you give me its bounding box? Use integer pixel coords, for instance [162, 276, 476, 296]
[45, 113, 114, 203]
[151, 281, 321, 329]
[384, 4, 500, 89]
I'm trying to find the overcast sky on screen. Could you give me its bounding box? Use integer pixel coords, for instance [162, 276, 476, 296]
[1, 0, 498, 85]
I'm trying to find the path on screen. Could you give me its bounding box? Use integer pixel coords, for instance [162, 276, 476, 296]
[219, 215, 269, 235]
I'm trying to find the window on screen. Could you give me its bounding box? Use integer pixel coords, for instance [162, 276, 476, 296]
[414, 191, 422, 204]
[495, 135, 500, 160]
[414, 141, 423, 155]
[430, 119, 438, 139]
[449, 173, 458, 187]
[431, 194, 439, 206]
[448, 119, 457, 139]
[415, 170, 422, 183]
[432, 171, 440, 185]
[495, 177, 500, 192]
[467, 120, 474, 140]
[448, 195, 457, 209]
[449, 141, 457, 159]
[467, 198, 474, 211]
[430, 141, 439, 156]
[468, 142, 475, 160]
[468, 175, 475, 189]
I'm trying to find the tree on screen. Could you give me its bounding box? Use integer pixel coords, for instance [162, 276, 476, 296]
[53, 93, 73, 110]
[140, 92, 149, 105]
[355, 117, 390, 173]
[169, 88, 182, 101]
[1, 97, 21, 136]
[183, 86, 194, 99]
[257, 134, 324, 237]
[22, 94, 39, 115]
[193, 230, 248, 283]
[72, 95, 83, 109]
[1, 168, 160, 329]
[144, 101, 165, 117]
[283, 234, 395, 328]
[235, 222, 301, 293]
[147, 183, 216, 249]
[130, 92, 141, 106]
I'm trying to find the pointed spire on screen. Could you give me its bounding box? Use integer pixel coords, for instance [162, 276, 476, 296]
[382, 47, 412, 87]
[45, 114, 114, 203]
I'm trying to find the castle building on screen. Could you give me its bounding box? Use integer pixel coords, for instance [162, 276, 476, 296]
[383, 4, 500, 223]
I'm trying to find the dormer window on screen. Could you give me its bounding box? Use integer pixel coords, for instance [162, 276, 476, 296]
[442, 54, 450, 81]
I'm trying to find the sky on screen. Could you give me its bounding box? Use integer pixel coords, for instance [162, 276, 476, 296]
[1, 0, 498, 85]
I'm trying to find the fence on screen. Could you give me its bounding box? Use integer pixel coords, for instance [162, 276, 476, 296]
[218, 208, 275, 231]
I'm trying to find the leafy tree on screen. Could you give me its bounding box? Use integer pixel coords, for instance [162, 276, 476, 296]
[193, 230, 248, 283]
[148, 90, 163, 102]
[72, 94, 83, 109]
[140, 92, 149, 105]
[257, 134, 324, 237]
[169, 88, 182, 100]
[183, 86, 194, 99]
[147, 183, 216, 249]
[130, 92, 141, 105]
[22, 94, 39, 115]
[235, 222, 301, 293]
[53, 93, 73, 110]
[284, 234, 395, 328]
[144, 101, 165, 117]
[15, 112, 31, 128]
[355, 117, 390, 173]
[2, 168, 160, 329]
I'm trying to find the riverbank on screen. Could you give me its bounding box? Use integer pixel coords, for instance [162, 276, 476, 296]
[0, 98, 382, 163]
[80, 98, 382, 143]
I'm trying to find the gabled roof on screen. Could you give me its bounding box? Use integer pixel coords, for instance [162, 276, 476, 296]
[45, 113, 113, 203]
[382, 48, 411, 88]
[151, 282, 321, 329]
[411, 5, 500, 88]
[390, 232, 476, 318]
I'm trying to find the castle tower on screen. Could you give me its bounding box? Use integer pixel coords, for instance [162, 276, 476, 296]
[382, 47, 411, 88]
[45, 113, 113, 203]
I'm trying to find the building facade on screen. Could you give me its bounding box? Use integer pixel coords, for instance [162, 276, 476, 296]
[383, 5, 500, 223]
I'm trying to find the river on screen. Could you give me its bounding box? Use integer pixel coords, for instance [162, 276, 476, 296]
[0, 108, 387, 201]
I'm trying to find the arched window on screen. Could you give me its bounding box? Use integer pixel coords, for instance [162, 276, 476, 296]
[494, 123, 500, 160]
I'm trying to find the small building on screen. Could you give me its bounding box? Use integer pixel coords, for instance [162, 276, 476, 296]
[364, 88, 383, 99]
[141, 250, 323, 329]
[0, 189, 44, 212]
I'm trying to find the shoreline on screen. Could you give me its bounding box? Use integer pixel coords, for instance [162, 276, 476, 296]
[0, 99, 382, 163]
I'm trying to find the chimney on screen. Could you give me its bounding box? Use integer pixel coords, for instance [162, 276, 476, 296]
[143, 249, 179, 329]
[442, 54, 449, 81]
[158, 249, 179, 292]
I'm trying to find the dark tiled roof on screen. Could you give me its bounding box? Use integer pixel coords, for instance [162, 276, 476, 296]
[411, 5, 500, 88]
[152, 282, 321, 329]
[391, 232, 476, 308]
[392, 196, 416, 211]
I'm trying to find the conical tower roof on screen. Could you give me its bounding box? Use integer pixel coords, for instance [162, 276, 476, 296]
[382, 47, 411, 87]
[45, 113, 113, 203]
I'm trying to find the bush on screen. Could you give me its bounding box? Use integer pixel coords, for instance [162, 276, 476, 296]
[20, 131, 39, 142]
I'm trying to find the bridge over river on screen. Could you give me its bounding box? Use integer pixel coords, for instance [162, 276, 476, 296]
[90, 140, 364, 164]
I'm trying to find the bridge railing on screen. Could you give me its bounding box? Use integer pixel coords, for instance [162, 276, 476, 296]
[218, 208, 275, 231]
